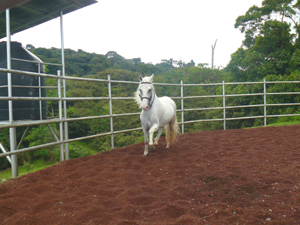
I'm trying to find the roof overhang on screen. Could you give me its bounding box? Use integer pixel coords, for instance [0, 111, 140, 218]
[0, 0, 97, 39]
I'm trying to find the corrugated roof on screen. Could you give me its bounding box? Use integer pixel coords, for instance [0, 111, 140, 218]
[0, 0, 97, 39]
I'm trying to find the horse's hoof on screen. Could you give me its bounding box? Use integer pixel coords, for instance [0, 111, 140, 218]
[149, 145, 155, 151]
[143, 154, 148, 157]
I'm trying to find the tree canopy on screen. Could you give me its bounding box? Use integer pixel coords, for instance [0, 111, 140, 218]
[226, 0, 300, 81]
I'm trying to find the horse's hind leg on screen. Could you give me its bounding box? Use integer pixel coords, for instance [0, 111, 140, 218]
[154, 127, 164, 145]
[166, 121, 174, 149]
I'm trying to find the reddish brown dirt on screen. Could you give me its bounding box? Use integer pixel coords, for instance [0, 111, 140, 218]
[1, 125, 300, 225]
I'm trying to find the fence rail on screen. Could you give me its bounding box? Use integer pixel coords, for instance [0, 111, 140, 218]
[0, 67, 299, 177]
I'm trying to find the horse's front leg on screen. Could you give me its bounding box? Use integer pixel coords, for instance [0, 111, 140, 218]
[143, 128, 149, 156]
[149, 124, 159, 148]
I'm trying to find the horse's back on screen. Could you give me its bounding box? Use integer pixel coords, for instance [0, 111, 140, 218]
[159, 96, 176, 110]
[157, 96, 177, 123]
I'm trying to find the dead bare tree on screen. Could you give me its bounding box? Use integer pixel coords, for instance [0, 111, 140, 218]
[211, 39, 217, 69]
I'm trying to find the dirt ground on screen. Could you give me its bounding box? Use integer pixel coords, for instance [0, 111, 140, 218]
[1, 125, 300, 225]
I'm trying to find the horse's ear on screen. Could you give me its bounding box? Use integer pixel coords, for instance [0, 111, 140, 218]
[139, 75, 143, 82]
[150, 74, 154, 83]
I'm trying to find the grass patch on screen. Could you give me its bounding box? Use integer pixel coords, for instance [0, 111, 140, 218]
[266, 120, 300, 127]
[0, 159, 58, 181]
[0, 141, 98, 181]
[246, 120, 300, 129]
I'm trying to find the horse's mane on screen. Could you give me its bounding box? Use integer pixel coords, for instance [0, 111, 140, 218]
[134, 88, 143, 108]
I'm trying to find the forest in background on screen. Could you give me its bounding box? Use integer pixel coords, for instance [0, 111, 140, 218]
[1, 0, 300, 170]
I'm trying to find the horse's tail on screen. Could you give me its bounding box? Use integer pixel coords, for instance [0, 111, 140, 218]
[165, 117, 180, 144]
[170, 117, 180, 143]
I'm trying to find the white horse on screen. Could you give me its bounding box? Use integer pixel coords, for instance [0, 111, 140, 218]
[134, 74, 180, 156]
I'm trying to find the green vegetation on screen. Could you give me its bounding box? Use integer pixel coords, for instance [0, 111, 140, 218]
[1, 0, 300, 176]
[0, 141, 97, 181]
[0, 159, 58, 181]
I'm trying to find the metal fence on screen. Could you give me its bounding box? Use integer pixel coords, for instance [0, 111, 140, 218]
[0, 65, 300, 178]
[179, 80, 300, 130]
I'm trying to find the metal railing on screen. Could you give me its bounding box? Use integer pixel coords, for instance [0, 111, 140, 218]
[179, 80, 300, 130]
[0, 66, 299, 177]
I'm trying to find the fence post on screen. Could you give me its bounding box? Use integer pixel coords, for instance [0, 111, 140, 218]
[63, 75, 69, 160]
[57, 70, 64, 161]
[108, 75, 114, 149]
[6, 9, 18, 178]
[181, 80, 184, 134]
[38, 62, 42, 120]
[264, 79, 267, 127]
[60, 11, 69, 159]
[223, 81, 226, 130]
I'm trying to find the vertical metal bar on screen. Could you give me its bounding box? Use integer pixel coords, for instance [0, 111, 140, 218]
[57, 70, 64, 161]
[223, 81, 226, 130]
[60, 11, 69, 160]
[9, 126, 17, 177]
[38, 62, 42, 120]
[180, 80, 184, 134]
[6, 9, 12, 124]
[60, 11, 65, 77]
[108, 75, 114, 149]
[6, 9, 18, 178]
[264, 79, 267, 127]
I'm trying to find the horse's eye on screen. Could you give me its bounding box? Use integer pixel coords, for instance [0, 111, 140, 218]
[148, 89, 151, 93]
[139, 89, 142, 94]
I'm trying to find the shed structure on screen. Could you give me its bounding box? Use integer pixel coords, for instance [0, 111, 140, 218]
[0, 0, 97, 178]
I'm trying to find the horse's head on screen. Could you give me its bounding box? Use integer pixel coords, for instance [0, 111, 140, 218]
[135, 74, 155, 111]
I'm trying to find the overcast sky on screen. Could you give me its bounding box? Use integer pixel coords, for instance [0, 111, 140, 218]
[3, 0, 263, 68]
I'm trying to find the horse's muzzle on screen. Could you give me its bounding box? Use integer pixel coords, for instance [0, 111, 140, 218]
[142, 105, 149, 111]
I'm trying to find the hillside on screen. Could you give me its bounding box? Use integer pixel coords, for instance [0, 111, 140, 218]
[29, 47, 196, 77]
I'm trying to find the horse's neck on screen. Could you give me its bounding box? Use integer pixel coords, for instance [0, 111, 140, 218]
[143, 94, 160, 113]
[152, 94, 159, 105]
[151, 95, 165, 113]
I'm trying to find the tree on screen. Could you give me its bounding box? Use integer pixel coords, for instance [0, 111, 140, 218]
[243, 20, 293, 80]
[105, 51, 135, 71]
[226, 0, 298, 81]
[136, 63, 157, 75]
[235, 0, 300, 44]
[161, 58, 176, 67]
[26, 44, 35, 50]
[225, 48, 246, 82]
[186, 60, 196, 67]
